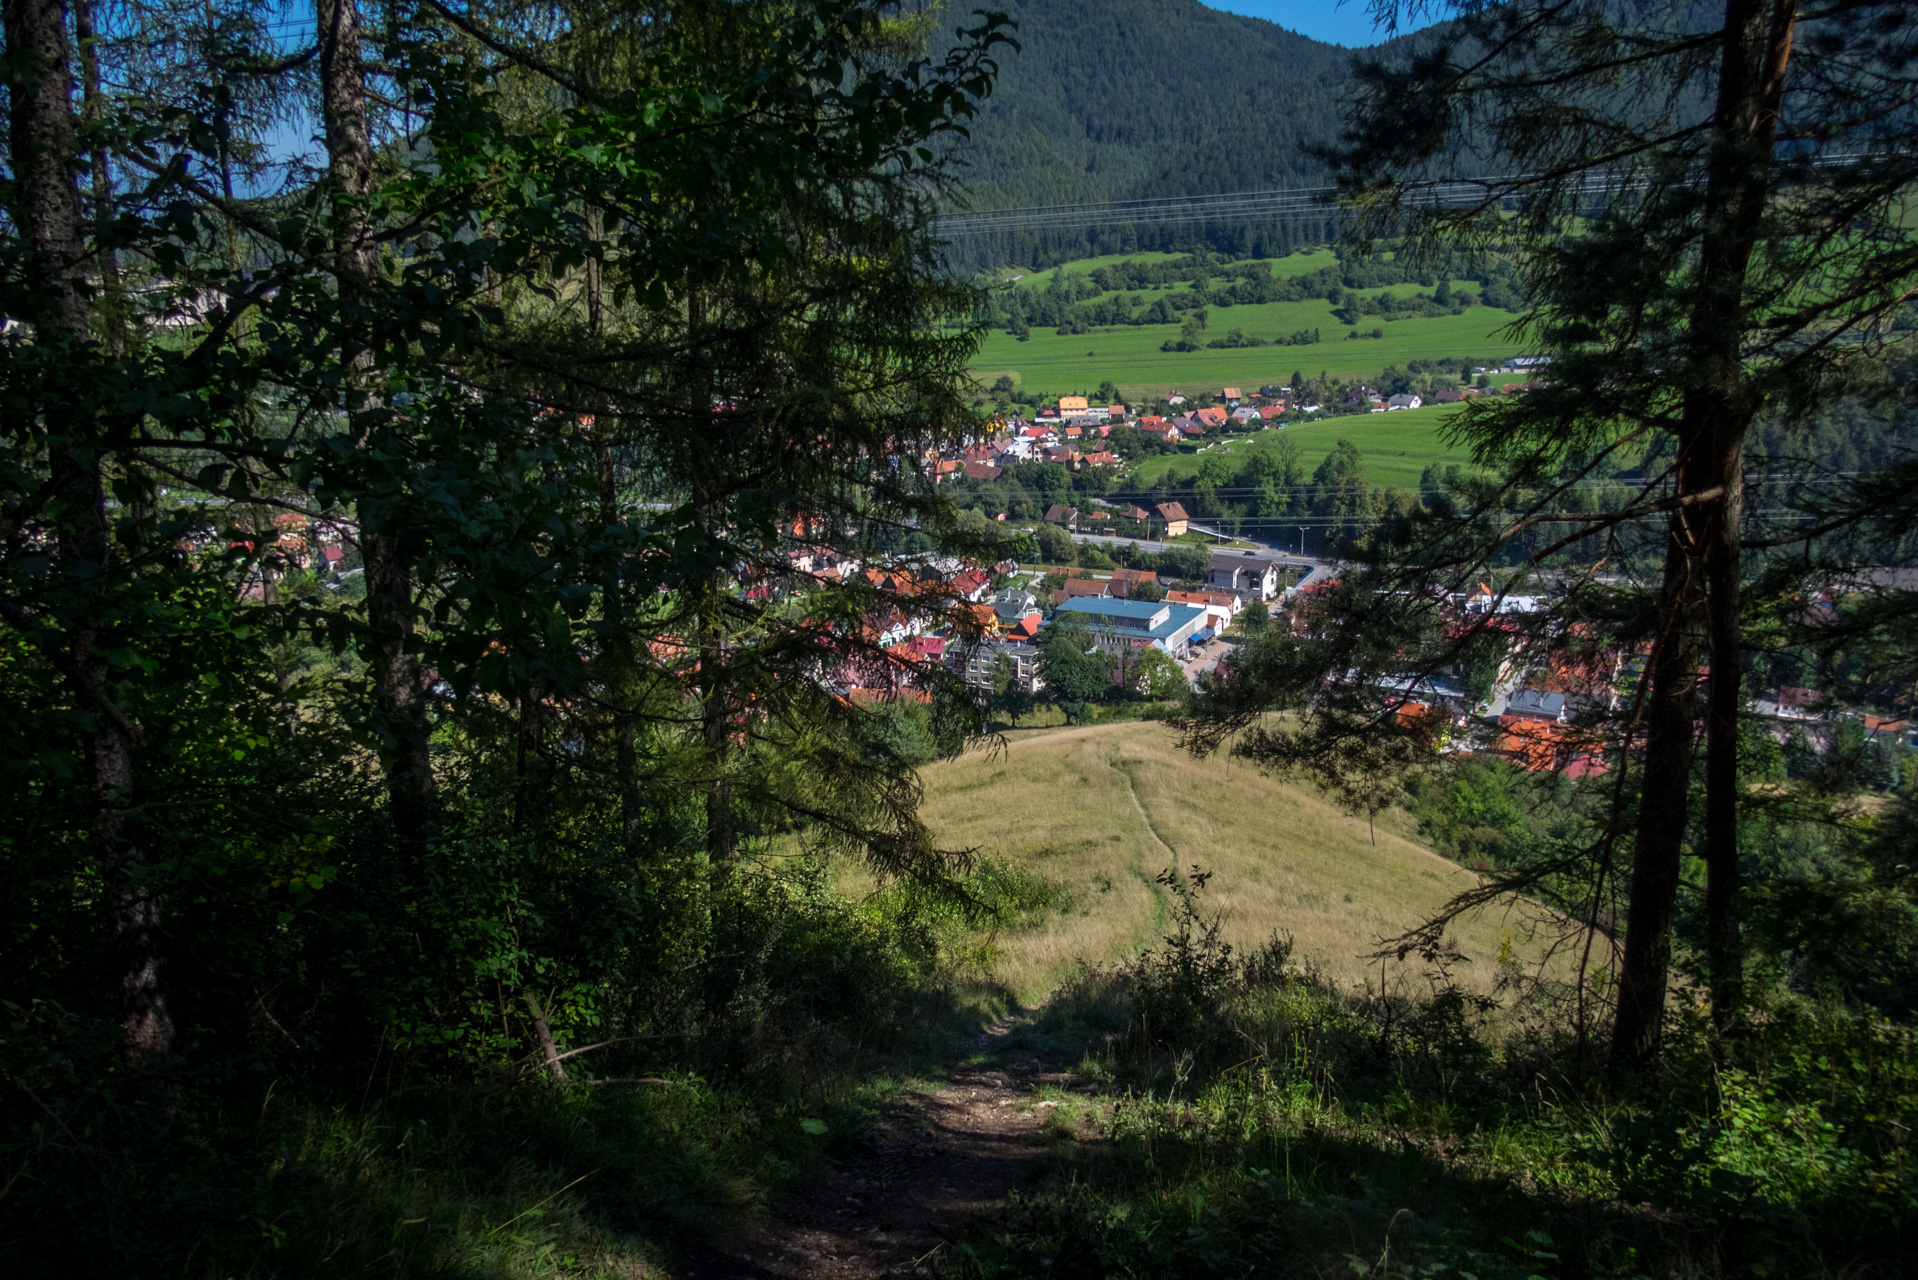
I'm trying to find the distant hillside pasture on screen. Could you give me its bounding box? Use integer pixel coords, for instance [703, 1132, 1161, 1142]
[969, 306, 1525, 400]
[912, 721, 1530, 1002]
[1130, 402, 1481, 491]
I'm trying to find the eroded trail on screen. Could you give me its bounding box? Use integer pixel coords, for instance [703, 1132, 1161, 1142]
[687, 1012, 1079, 1280]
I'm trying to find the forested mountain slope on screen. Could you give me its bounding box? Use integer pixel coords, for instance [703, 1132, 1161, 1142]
[944, 0, 1433, 268]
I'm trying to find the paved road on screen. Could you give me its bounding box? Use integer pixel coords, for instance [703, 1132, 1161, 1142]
[1182, 637, 1233, 687]
[1052, 524, 1339, 595]
[1069, 531, 1174, 553]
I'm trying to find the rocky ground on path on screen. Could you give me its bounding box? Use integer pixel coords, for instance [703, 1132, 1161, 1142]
[681, 1015, 1089, 1280]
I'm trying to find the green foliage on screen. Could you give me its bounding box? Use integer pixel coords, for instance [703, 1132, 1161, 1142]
[1037, 614, 1113, 712]
[1032, 521, 1077, 563]
[0, 0, 1019, 1269]
[1129, 645, 1185, 700]
[952, 874, 1918, 1280]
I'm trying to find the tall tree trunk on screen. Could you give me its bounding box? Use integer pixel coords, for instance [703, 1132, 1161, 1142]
[73, 0, 119, 316]
[6, 0, 171, 1067]
[1696, 0, 1794, 1040]
[1609, 0, 1796, 1071]
[1609, 479, 1706, 1075]
[684, 289, 734, 878]
[317, 0, 436, 843]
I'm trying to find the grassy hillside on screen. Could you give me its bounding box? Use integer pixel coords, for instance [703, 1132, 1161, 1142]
[1131, 402, 1480, 490]
[970, 307, 1523, 401]
[912, 720, 1519, 1002]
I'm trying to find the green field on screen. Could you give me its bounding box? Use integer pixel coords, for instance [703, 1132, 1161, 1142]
[1131, 402, 1480, 490]
[972, 310, 1524, 400]
[970, 248, 1527, 399]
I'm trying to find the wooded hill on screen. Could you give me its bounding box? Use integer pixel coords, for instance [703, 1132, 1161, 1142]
[941, 0, 1435, 269]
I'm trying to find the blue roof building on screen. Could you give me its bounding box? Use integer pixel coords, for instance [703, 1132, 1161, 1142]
[1053, 597, 1209, 656]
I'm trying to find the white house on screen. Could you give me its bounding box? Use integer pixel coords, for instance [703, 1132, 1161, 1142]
[1205, 550, 1282, 601]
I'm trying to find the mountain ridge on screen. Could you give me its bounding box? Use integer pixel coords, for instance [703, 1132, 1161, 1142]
[944, 0, 1435, 268]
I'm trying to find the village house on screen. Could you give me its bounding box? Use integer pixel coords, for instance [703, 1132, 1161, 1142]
[1504, 688, 1569, 723]
[951, 638, 1044, 695]
[1385, 392, 1423, 411]
[1154, 501, 1190, 537]
[1752, 686, 1829, 721]
[1057, 578, 1110, 603]
[949, 567, 991, 602]
[1493, 716, 1608, 777]
[1219, 387, 1243, 406]
[1044, 503, 1079, 528]
[1057, 395, 1090, 415]
[1195, 406, 1229, 428]
[1106, 567, 1158, 598]
[1205, 550, 1282, 601]
[990, 587, 1038, 624]
[1165, 588, 1237, 634]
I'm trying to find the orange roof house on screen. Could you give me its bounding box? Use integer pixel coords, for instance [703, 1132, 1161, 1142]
[1167, 588, 1238, 612]
[1493, 715, 1609, 777]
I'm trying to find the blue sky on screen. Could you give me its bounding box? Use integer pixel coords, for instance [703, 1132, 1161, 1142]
[1199, 0, 1438, 47]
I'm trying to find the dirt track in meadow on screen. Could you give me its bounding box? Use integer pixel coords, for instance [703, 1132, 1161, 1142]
[682, 1013, 1079, 1280]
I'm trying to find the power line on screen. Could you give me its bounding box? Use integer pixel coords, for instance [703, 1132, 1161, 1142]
[935, 157, 1870, 238]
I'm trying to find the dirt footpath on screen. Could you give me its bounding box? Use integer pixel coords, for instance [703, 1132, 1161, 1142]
[685, 1017, 1076, 1280]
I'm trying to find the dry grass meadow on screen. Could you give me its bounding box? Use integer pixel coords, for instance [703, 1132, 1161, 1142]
[910, 720, 1529, 1002]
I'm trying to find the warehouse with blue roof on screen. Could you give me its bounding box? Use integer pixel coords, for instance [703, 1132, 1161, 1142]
[1052, 597, 1211, 658]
